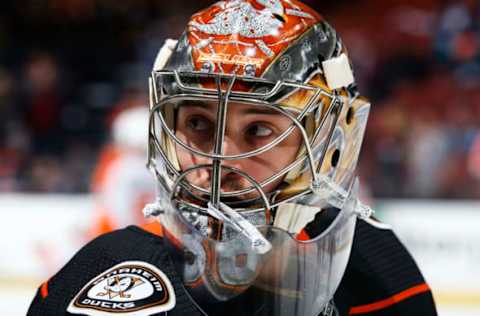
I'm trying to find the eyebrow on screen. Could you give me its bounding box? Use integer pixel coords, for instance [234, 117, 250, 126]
[177, 100, 290, 117]
[242, 107, 285, 116]
[177, 100, 211, 109]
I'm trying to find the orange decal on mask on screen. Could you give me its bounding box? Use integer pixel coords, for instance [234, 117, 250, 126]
[188, 0, 322, 76]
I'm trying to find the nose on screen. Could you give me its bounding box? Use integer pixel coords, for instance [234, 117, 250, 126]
[193, 135, 245, 176]
[215, 136, 243, 174]
[221, 135, 241, 157]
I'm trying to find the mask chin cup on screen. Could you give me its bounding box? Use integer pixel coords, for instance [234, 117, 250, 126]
[157, 177, 364, 316]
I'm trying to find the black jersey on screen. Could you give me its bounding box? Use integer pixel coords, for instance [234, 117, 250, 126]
[28, 218, 437, 316]
[333, 217, 437, 316]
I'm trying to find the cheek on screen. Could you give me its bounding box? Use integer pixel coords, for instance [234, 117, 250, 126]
[175, 130, 194, 171]
[176, 147, 191, 171]
[264, 129, 302, 167]
[247, 149, 298, 183]
[249, 129, 302, 185]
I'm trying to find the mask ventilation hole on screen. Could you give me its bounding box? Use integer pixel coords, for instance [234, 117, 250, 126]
[346, 106, 354, 125]
[184, 251, 196, 265]
[273, 14, 286, 23]
[331, 149, 340, 167]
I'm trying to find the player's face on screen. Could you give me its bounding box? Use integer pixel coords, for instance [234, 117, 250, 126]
[175, 101, 302, 199]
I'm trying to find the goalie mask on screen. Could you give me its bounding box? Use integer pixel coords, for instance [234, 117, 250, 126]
[145, 1, 372, 315]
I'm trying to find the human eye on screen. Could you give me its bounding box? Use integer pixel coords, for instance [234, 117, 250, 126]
[246, 123, 274, 138]
[186, 115, 213, 133]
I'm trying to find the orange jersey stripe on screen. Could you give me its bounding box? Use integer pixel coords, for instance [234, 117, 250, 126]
[140, 222, 164, 237]
[296, 229, 310, 241]
[349, 283, 430, 315]
[40, 281, 49, 299]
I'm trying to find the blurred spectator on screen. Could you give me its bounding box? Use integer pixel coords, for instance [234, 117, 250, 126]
[469, 134, 480, 179]
[88, 102, 155, 238]
[434, 0, 479, 62]
[0, 68, 22, 191]
[21, 52, 64, 154]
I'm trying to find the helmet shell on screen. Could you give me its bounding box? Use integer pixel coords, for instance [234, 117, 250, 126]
[164, 0, 341, 85]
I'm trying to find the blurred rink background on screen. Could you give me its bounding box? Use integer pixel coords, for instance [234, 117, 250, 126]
[0, 0, 479, 315]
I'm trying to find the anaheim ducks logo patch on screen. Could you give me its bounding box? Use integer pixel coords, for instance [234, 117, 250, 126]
[67, 261, 175, 315]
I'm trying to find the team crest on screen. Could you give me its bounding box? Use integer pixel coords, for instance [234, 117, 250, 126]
[67, 261, 176, 315]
